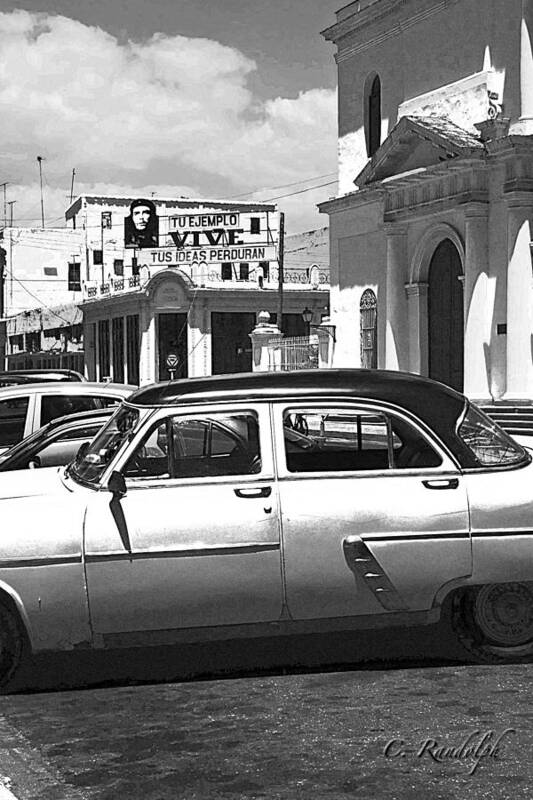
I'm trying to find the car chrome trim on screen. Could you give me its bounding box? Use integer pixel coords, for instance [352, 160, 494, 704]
[471, 530, 533, 537]
[362, 532, 470, 540]
[85, 542, 280, 563]
[0, 555, 82, 568]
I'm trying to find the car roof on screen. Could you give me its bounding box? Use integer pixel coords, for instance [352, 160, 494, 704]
[0, 381, 136, 397]
[0, 369, 84, 382]
[127, 369, 476, 466]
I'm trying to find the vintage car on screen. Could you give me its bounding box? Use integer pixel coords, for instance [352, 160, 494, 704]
[0, 368, 531, 686]
[0, 381, 136, 455]
[0, 408, 113, 471]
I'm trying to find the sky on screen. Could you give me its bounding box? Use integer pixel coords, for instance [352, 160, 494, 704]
[0, 0, 341, 234]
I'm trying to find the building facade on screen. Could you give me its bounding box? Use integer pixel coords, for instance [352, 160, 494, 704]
[320, 0, 533, 401]
[0, 227, 84, 371]
[68, 196, 329, 384]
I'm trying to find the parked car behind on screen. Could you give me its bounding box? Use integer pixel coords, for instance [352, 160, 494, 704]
[0, 409, 113, 471]
[0, 368, 531, 688]
[0, 369, 85, 386]
[0, 381, 136, 455]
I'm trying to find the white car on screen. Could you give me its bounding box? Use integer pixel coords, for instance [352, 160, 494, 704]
[0, 369, 531, 688]
[0, 381, 136, 456]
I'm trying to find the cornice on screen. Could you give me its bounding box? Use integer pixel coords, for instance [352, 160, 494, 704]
[325, 0, 461, 63]
[318, 187, 386, 215]
[321, 0, 405, 44]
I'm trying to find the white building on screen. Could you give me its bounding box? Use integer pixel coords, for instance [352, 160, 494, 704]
[65, 195, 329, 384]
[320, 0, 533, 402]
[0, 227, 84, 372]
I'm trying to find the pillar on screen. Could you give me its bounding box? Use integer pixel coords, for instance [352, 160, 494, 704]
[463, 206, 492, 400]
[384, 224, 409, 371]
[404, 282, 428, 375]
[503, 193, 533, 399]
[139, 304, 155, 386]
[519, 0, 533, 133]
[249, 311, 282, 372]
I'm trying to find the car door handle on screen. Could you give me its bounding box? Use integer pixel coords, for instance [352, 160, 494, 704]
[422, 478, 459, 490]
[234, 486, 272, 498]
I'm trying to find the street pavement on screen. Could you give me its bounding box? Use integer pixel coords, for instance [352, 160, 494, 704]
[0, 619, 531, 800]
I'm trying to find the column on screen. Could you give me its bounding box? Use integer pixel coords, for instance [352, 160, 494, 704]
[463, 206, 492, 400]
[384, 225, 409, 371]
[503, 193, 533, 399]
[404, 282, 428, 376]
[138, 304, 155, 386]
[519, 0, 533, 133]
[249, 311, 282, 372]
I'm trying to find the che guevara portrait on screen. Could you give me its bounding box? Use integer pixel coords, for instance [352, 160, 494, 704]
[124, 198, 159, 249]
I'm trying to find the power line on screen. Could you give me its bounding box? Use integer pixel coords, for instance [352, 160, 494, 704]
[261, 179, 338, 202]
[223, 171, 337, 200]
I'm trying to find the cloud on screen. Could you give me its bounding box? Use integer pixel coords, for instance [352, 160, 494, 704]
[0, 10, 337, 233]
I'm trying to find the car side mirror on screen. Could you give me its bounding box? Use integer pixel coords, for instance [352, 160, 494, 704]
[28, 456, 41, 469]
[76, 441, 89, 460]
[108, 470, 127, 498]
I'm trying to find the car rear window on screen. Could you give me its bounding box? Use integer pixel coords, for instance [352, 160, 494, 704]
[458, 403, 529, 467]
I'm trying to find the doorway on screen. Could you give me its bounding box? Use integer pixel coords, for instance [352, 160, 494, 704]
[428, 239, 464, 391]
[157, 313, 188, 380]
[211, 312, 256, 374]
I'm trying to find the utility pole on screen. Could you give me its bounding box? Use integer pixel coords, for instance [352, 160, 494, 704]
[37, 156, 45, 228]
[70, 169, 76, 203]
[276, 211, 285, 333]
[7, 201, 16, 227]
[0, 182, 9, 228]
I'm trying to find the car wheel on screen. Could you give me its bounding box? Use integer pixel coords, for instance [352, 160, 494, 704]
[0, 602, 25, 687]
[452, 582, 533, 663]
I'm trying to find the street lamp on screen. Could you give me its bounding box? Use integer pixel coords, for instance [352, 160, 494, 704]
[302, 306, 313, 336]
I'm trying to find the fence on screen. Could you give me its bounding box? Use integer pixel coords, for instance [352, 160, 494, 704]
[267, 335, 320, 371]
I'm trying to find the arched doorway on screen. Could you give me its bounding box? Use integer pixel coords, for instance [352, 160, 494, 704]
[428, 239, 464, 391]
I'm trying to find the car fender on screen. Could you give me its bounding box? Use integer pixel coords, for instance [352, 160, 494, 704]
[0, 480, 92, 652]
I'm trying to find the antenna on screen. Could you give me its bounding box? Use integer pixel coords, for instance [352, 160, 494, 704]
[70, 168, 76, 203]
[37, 156, 45, 228]
[8, 200, 16, 226]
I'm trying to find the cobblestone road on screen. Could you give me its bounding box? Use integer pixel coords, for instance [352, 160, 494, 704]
[0, 622, 530, 800]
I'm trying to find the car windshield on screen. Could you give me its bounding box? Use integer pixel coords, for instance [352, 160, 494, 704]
[69, 405, 140, 486]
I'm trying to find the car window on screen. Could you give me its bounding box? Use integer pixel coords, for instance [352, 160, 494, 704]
[54, 422, 106, 442]
[283, 408, 442, 473]
[40, 394, 121, 426]
[0, 396, 30, 448]
[458, 402, 528, 467]
[123, 411, 261, 480]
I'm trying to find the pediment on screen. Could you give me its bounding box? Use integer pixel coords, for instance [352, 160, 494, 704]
[355, 115, 484, 188]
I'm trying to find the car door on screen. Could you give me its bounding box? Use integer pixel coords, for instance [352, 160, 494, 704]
[273, 401, 471, 620]
[0, 392, 34, 454]
[83, 403, 283, 637]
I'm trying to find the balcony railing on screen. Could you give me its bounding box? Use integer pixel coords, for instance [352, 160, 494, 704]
[82, 262, 329, 300]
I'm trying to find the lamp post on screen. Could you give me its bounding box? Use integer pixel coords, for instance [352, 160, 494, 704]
[302, 306, 313, 337]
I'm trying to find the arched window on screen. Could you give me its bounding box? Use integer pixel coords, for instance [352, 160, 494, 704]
[360, 289, 377, 368]
[364, 74, 381, 158]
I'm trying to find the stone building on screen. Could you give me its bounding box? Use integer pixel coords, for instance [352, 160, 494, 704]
[68, 196, 329, 384]
[319, 0, 533, 402]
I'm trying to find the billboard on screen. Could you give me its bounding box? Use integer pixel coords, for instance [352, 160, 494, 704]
[135, 209, 278, 267]
[124, 198, 159, 249]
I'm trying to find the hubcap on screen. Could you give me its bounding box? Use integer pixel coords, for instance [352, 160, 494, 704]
[474, 583, 533, 646]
